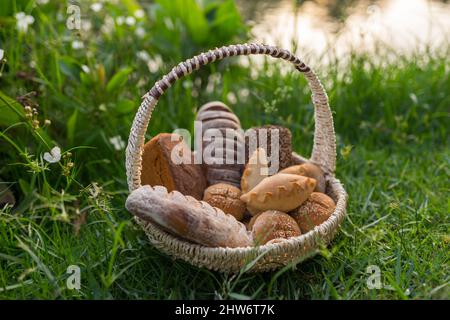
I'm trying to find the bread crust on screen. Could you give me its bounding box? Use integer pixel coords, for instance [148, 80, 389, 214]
[240, 173, 316, 214]
[251, 210, 301, 245]
[241, 148, 269, 194]
[291, 192, 336, 233]
[203, 183, 246, 221]
[141, 133, 206, 200]
[280, 162, 326, 193]
[126, 185, 253, 248]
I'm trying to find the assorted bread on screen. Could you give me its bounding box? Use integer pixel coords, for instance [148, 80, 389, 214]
[126, 101, 336, 248]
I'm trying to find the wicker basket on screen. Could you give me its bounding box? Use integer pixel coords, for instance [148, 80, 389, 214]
[125, 43, 348, 273]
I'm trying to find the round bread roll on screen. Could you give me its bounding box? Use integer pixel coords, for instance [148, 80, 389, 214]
[251, 210, 301, 245]
[203, 183, 246, 221]
[291, 192, 336, 233]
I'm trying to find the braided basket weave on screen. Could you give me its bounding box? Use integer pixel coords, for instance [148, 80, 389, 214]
[125, 43, 347, 273]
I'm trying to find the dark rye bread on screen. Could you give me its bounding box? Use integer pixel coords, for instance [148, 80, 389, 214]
[140, 133, 206, 200]
[245, 125, 293, 174]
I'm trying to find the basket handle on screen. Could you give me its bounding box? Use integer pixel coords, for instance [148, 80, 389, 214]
[126, 43, 336, 192]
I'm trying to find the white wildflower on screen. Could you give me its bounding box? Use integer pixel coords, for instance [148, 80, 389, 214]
[43, 146, 61, 163]
[134, 9, 145, 19]
[0, 49, 4, 61]
[135, 27, 145, 38]
[90, 3, 103, 12]
[147, 55, 163, 73]
[238, 88, 250, 99]
[72, 40, 84, 49]
[16, 12, 35, 33]
[136, 50, 150, 62]
[101, 16, 115, 34]
[37, 0, 49, 4]
[227, 92, 237, 104]
[81, 20, 92, 32]
[81, 65, 90, 73]
[109, 136, 125, 151]
[125, 16, 136, 26]
[116, 16, 125, 25]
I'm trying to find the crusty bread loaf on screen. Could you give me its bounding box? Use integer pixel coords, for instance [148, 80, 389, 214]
[126, 185, 253, 248]
[245, 125, 293, 174]
[141, 133, 206, 200]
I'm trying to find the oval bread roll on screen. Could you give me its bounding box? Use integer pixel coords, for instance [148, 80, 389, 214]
[203, 183, 246, 221]
[240, 173, 316, 213]
[280, 162, 326, 193]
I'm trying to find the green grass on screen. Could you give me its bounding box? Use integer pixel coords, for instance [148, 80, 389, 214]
[0, 1, 449, 299]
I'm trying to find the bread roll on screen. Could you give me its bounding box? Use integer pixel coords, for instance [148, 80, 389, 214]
[291, 192, 336, 233]
[280, 162, 326, 193]
[251, 210, 301, 245]
[203, 183, 246, 221]
[240, 173, 316, 214]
